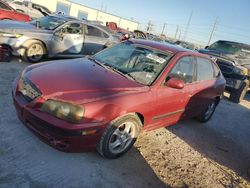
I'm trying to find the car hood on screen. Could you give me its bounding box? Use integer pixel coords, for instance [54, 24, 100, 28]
[199, 49, 250, 67]
[199, 49, 236, 61]
[23, 58, 148, 104]
[0, 20, 52, 34]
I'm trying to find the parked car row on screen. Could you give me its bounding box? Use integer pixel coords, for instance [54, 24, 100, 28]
[0, 14, 120, 62]
[0, 3, 248, 159]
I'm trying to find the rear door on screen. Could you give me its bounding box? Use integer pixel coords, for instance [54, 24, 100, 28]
[193, 57, 217, 113]
[82, 25, 109, 55]
[52, 22, 84, 55]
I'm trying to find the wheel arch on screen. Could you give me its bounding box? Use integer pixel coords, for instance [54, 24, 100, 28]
[215, 96, 221, 105]
[110, 112, 145, 127]
[20, 39, 48, 56]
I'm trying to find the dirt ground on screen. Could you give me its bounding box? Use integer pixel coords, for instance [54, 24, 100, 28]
[1, 59, 250, 188]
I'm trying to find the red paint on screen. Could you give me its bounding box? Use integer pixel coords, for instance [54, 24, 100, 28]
[0, 0, 31, 22]
[12, 40, 226, 152]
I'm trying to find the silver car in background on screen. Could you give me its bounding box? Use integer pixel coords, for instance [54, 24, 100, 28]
[0, 15, 119, 63]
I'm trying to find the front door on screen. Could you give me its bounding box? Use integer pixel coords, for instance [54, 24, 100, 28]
[52, 22, 84, 55]
[149, 56, 197, 129]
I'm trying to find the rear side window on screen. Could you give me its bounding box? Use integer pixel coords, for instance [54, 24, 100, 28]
[196, 57, 215, 81]
[0, 2, 11, 10]
[169, 56, 195, 83]
[86, 25, 103, 37]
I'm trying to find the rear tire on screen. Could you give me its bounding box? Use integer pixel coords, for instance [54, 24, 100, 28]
[229, 80, 249, 103]
[196, 99, 218, 123]
[22, 41, 46, 63]
[97, 114, 141, 159]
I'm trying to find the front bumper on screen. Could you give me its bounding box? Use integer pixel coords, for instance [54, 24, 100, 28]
[0, 36, 27, 56]
[225, 77, 245, 91]
[12, 89, 107, 152]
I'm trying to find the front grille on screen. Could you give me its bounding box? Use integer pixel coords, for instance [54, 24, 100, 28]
[19, 77, 42, 102]
[216, 58, 234, 73]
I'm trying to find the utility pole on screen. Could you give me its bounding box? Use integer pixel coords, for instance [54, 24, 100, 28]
[178, 30, 182, 40]
[146, 21, 153, 33]
[207, 17, 218, 46]
[100, 2, 103, 11]
[161, 23, 167, 35]
[182, 11, 193, 41]
[174, 25, 179, 40]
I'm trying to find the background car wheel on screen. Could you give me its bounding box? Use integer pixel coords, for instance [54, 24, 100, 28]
[196, 99, 218, 123]
[97, 114, 142, 159]
[229, 80, 249, 103]
[23, 41, 46, 63]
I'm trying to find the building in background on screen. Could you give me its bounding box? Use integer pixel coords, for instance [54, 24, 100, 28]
[29, 0, 139, 31]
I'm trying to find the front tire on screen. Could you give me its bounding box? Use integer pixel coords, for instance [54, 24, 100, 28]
[97, 114, 142, 159]
[229, 80, 249, 103]
[22, 41, 46, 63]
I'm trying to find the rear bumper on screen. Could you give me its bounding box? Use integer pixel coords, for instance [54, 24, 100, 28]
[13, 93, 107, 152]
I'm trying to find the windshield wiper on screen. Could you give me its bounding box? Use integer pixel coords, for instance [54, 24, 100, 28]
[107, 66, 136, 82]
[88, 57, 136, 82]
[88, 57, 108, 69]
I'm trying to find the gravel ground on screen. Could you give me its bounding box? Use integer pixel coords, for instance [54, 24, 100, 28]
[1, 59, 250, 188]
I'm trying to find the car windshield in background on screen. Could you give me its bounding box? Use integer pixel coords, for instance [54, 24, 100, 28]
[30, 16, 66, 30]
[208, 41, 250, 59]
[93, 41, 172, 85]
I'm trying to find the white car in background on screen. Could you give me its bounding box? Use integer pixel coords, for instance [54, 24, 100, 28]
[7, 0, 50, 19]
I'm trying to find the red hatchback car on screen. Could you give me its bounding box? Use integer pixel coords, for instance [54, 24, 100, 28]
[0, 0, 31, 21]
[12, 40, 225, 158]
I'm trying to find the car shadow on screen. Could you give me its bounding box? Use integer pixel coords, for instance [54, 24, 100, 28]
[0, 128, 169, 187]
[166, 97, 250, 181]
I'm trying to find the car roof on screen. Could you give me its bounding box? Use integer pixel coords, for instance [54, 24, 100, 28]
[130, 39, 193, 54]
[49, 14, 78, 22]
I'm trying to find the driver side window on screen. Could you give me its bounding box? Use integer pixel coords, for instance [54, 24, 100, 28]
[168, 56, 195, 83]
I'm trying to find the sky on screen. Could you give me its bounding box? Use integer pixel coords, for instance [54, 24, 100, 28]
[76, 0, 250, 46]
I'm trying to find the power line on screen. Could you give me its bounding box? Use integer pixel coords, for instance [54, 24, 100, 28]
[182, 11, 193, 41]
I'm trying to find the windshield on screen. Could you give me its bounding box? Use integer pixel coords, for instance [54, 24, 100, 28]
[93, 41, 172, 85]
[30, 16, 66, 30]
[208, 41, 250, 58]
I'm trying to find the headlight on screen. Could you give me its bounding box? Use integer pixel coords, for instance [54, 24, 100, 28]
[0, 33, 23, 38]
[41, 99, 84, 123]
[234, 66, 248, 76]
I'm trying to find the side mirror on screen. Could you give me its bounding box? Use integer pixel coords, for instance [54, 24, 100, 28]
[165, 77, 184, 89]
[54, 30, 64, 37]
[120, 33, 130, 41]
